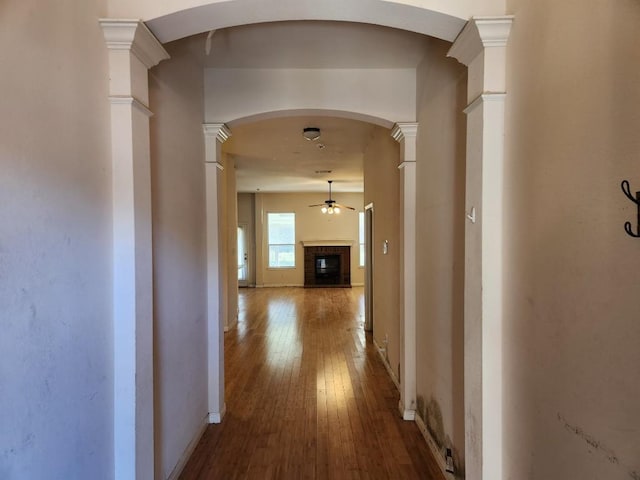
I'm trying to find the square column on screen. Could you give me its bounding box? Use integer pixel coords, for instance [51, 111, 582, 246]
[203, 123, 232, 423]
[100, 20, 169, 480]
[391, 122, 418, 421]
[448, 16, 513, 480]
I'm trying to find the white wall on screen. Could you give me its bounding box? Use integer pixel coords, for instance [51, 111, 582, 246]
[148, 36, 209, 479]
[414, 39, 467, 474]
[503, 0, 640, 478]
[205, 68, 416, 125]
[253, 192, 364, 287]
[0, 1, 113, 478]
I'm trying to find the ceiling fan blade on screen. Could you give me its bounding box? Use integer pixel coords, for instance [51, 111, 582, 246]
[308, 203, 326, 207]
[334, 203, 356, 211]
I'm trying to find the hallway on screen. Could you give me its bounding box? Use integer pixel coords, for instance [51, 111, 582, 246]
[179, 287, 444, 479]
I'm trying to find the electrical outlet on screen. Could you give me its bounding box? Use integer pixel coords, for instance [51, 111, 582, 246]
[445, 448, 454, 474]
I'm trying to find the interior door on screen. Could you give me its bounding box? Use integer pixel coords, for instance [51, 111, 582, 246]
[237, 224, 249, 287]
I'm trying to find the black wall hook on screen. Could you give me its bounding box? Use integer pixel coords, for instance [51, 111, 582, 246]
[621, 180, 640, 238]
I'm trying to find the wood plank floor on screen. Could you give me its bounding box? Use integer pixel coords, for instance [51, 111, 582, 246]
[179, 287, 445, 480]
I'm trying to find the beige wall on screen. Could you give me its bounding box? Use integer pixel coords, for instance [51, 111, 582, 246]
[252, 192, 364, 287]
[414, 40, 468, 474]
[503, 1, 640, 478]
[363, 129, 401, 378]
[149, 36, 209, 479]
[0, 1, 114, 478]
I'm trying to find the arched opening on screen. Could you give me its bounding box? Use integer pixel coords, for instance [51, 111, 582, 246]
[100, 9, 503, 478]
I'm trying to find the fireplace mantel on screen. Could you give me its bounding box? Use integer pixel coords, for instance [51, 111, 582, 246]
[301, 240, 353, 247]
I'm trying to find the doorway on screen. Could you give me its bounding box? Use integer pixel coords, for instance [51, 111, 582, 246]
[364, 203, 374, 332]
[237, 223, 249, 287]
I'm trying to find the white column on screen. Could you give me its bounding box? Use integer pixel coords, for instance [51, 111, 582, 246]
[391, 122, 418, 421]
[203, 123, 232, 423]
[100, 20, 169, 480]
[448, 16, 513, 480]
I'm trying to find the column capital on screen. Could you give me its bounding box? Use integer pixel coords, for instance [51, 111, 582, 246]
[391, 122, 419, 143]
[99, 19, 169, 69]
[447, 16, 514, 67]
[391, 123, 418, 164]
[203, 123, 232, 143]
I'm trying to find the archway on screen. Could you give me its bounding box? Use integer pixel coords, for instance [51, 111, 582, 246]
[100, 7, 512, 479]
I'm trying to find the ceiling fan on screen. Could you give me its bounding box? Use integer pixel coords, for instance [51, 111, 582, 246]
[309, 180, 355, 214]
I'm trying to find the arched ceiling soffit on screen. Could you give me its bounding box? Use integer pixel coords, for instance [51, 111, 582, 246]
[227, 109, 395, 130]
[129, 0, 500, 44]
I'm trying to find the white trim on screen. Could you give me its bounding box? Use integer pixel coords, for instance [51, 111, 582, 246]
[166, 415, 208, 480]
[447, 16, 514, 67]
[464, 92, 507, 114]
[400, 406, 416, 421]
[204, 146, 225, 431]
[351, 282, 364, 287]
[203, 123, 232, 143]
[108, 95, 154, 117]
[259, 283, 305, 288]
[397, 160, 416, 170]
[448, 15, 513, 480]
[390, 122, 419, 143]
[100, 18, 171, 479]
[415, 413, 450, 478]
[300, 240, 354, 247]
[99, 19, 169, 68]
[208, 403, 227, 424]
[373, 337, 400, 390]
[391, 125, 418, 425]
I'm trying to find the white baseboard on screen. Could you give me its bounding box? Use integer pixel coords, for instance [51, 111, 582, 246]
[351, 282, 364, 287]
[415, 413, 450, 478]
[372, 338, 449, 476]
[399, 402, 416, 421]
[373, 337, 400, 390]
[259, 283, 304, 288]
[167, 414, 208, 480]
[208, 403, 226, 424]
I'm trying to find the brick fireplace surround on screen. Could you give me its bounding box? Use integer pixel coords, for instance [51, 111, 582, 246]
[303, 243, 351, 288]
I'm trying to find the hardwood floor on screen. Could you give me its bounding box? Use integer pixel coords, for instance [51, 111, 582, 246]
[179, 287, 445, 480]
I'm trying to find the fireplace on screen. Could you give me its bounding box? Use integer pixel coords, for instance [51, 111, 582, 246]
[315, 254, 341, 284]
[303, 244, 351, 287]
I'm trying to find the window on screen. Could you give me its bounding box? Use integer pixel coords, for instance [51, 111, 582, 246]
[268, 212, 295, 268]
[359, 211, 365, 267]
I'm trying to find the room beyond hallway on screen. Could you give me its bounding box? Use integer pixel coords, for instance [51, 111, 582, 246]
[179, 287, 444, 479]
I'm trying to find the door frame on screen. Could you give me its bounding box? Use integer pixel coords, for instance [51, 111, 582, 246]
[364, 203, 374, 332]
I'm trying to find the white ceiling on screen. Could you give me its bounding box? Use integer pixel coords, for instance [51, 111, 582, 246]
[207, 21, 430, 192]
[225, 115, 377, 193]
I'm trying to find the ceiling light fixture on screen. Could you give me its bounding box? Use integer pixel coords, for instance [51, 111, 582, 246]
[308, 180, 355, 214]
[303, 127, 321, 141]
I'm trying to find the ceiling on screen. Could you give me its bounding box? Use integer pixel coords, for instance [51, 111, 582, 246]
[205, 21, 431, 192]
[224, 115, 376, 193]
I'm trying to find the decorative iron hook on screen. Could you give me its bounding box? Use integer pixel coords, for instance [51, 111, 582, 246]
[621, 180, 640, 238]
